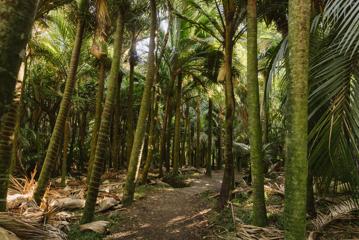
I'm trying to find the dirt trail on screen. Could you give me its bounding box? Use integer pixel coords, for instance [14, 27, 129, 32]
[106, 170, 223, 240]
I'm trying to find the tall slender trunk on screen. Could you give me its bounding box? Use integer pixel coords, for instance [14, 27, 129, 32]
[111, 73, 123, 170]
[184, 105, 190, 166]
[165, 102, 174, 171]
[140, 94, 159, 184]
[126, 32, 137, 162]
[219, 1, 235, 208]
[156, 3, 172, 176]
[10, 61, 27, 175]
[88, 61, 106, 181]
[123, 0, 157, 205]
[81, 12, 125, 223]
[61, 120, 70, 186]
[34, 0, 88, 204]
[0, 0, 38, 211]
[159, 79, 175, 176]
[180, 105, 186, 167]
[195, 99, 201, 168]
[206, 98, 213, 177]
[284, 0, 311, 238]
[217, 111, 223, 169]
[247, 0, 267, 226]
[78, 111, 87, 171]
[261, 71, 269, 144]
[173, 73, 183, 174]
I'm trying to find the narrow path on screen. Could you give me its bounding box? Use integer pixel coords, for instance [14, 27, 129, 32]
[106, 170, 223, 240]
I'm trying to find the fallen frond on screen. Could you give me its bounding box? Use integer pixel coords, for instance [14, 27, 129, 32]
[80, 220, 110, 234]
[0, 213, 67, 240]
[312, 198, 359, 231]
[236, 223, 284, 240]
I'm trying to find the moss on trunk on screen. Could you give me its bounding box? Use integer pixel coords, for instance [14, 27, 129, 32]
[247, 0, 267, 226]
[284, 0, 311, 238]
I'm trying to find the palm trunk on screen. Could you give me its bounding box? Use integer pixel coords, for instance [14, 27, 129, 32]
[34, 0, 88, 204]
[180, 105, 187, 167]
[217, 110, 223, 170]
[78, 111, 87, 171]
[0, 0, 38, 211]
[81, 12, 125, 224]
[184, 105, 190, 166]
[195, 99, 201, 168]
[111, 72, 123, 170]
[247, 0, 267, 226]
[206, 98, 213, 177]
[284, 0, 311, 238]
[0, 1, 38, 121]
[219, 1, 235, 208]
[261, 71, 269, 144]
[88, 61, 106, 181]
[140, 94, 159, 184]
[10, 61, 27, 175]
[173, 73, 183, 174]
[123, 0, 157, 205]
[159, 78, 175, 176]
[126, 33, 137, 162]
[61, 120, 70, 186]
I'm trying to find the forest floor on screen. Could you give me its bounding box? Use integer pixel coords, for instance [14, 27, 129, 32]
[105, 170, 224, 240]
[6, 166, 358, 240]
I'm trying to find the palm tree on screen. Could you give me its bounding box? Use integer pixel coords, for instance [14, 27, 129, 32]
[0, 0, 39, 211]
[125, 32, 138, 162]
[247, 0, 267, 226]
[122, 0, 157, 206]
[88, 59, 107, 180]
[219, 0, 240, 209]
[61, 120, 71, 186]
[88, 6, 110, 176]
[206, 97, 213, 176]
[140, 93, 159, 183]
[33, 0, 89, 204]
[284, 0, 311, 238]
[262, 0, 359, 219]
[141, 2, 172, 181]
[173, 73, 183, 173]
[81, 5, 126, 223]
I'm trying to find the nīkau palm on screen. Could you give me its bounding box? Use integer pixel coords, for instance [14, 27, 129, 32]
[81, 10, 126, 223]
[140, 93, 159, 184]
[88, 60, 106, 182]
[219, 0, 237, 209]
[247, 0, 267, 226]
[123, 0, 157, 206]
[126, 31, 137, 163]
[0, 0, 39, 211]
[206, 97, 213, 177]
[284, 0, 311, 238]
[173, 73, 183, 174]
[33, 0, 89, 204]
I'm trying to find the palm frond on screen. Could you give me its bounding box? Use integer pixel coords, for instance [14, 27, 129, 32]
[312, 198, 359, 231]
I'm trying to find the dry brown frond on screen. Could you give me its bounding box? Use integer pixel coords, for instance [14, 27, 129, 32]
[0, 213, 67, 240]
[312, 199, 359, 231]
[236, 223, 284, 240]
